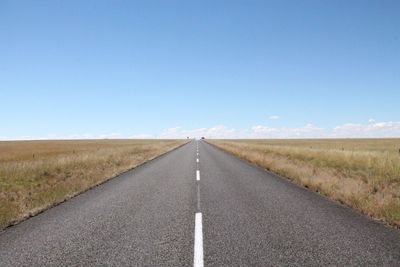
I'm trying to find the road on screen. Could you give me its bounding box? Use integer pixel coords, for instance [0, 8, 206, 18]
[1, 140, 400, 266]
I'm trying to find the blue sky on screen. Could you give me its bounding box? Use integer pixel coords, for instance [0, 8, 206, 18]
[1, 0, 399, 139]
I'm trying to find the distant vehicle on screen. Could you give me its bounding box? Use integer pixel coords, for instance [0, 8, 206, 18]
[201, 137, 205, 139]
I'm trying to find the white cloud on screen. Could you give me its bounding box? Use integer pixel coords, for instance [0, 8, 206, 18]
[1, 121, 399, 141]
[252, 125, 277, 134]
[153, 121, 399, 139]
[333, 121, 400, 137]
[152, 123, 327, 139]
[98, 133, 123, 139]
[0, 133, 125, 141]
[158, 125, 244, 139]
[129, 134, 155, 139]
[251, 124, 325, 138]
[269, 115, 280, 120]
[57, 133, 124, 140]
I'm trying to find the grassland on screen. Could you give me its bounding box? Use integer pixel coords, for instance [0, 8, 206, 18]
[0, 139, 187, 229]
[208, 139, 400, 227]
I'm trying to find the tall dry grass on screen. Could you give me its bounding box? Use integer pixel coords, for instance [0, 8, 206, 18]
[208, 139, 400, 227]
[0, 139, 187, 229]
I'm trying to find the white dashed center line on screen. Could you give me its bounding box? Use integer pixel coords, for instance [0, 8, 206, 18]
[196, 184, 201, 211]
[194, 141, 203, 267]
[194, 212, 204, 267]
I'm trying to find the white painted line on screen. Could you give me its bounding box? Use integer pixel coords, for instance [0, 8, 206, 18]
[196, 170, 200, 181]
[196, 158, 199, 163]
[194, 213, 204, 267]
[197, 153, 199, 156]
[196, 184, 201, 212]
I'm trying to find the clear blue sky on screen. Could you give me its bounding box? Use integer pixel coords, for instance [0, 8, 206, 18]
[1, 1, 399, 139]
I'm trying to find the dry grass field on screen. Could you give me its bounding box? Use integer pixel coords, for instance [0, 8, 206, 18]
[208, 139, 400, 227]
[0, 139, 187, 229]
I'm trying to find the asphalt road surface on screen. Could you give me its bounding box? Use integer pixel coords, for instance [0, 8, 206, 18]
[1, 140, 400, 266]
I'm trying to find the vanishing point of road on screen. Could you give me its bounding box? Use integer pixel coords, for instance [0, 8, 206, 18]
[1, 140, 400, 266]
